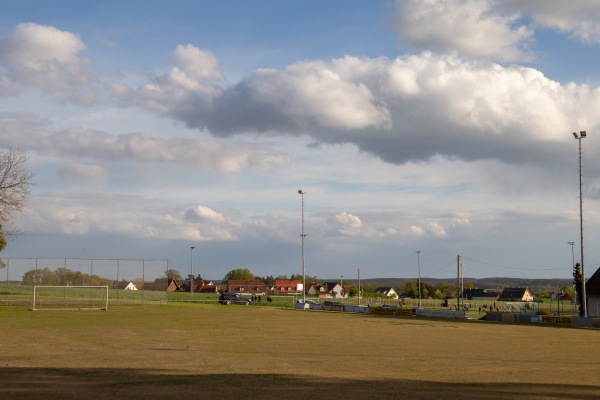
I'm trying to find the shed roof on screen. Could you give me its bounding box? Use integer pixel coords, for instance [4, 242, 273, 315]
[498, 287, 531, 300]
[586, 266, 600, 295]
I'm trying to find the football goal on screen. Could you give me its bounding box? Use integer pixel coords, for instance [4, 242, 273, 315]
[31, 286, 109, 311]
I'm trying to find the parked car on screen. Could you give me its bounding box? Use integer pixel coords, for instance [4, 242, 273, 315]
[218, 293, 250, 306]
[296, 299, 318, 305]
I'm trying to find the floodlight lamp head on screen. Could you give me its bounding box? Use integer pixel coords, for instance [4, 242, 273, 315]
[580, 131, 587, 138]
[573, 132, 579, 138]
[298, 189, 304, 194]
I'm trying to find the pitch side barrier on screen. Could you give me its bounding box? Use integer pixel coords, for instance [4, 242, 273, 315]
[370, 306, 412, 316]
[489, 312, 600, 328]
[414, 308, 467, 319]
[295, 302, 467, 319]
[294, 301, 370, 313]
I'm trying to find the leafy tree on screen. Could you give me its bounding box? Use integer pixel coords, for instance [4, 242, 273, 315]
[290, 274, 319, 282]
[223, 268, 255, 283]
[562, 285, 575, 299]
[360, 283, 377, 293]
[424, 283, 435, 299]
[21, 267, 111, 286]
[573, 262, 584, 317]
[0, 148, 35, 236]
[535, 291, 550, 299]
[0, 233, 5, 252]
[348, 285, 358, 297]
[403, 280, 417, 298]
[0, 232, 6, 269]
[163, 269, 183, 282]
[22, 268, 53, 285]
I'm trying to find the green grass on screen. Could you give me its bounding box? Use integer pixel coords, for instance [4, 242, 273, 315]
[0, 304, 599, 399]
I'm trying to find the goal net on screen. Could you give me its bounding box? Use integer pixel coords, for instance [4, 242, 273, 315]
[31, 286, 109, 311]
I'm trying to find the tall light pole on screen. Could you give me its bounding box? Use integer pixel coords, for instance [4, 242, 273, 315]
[416, 250, 421, 308]
[568, 241, 575, 269]
[573, 131, 587, 317]
[190, 246, 195, 297]
[568, 241, 575, 312]
[298, 190, 306, 303]
[461, 263, 465, 311]
[357, 268, 361, 305]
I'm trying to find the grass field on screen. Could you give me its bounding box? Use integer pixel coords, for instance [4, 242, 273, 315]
[1, 304, 599, 400]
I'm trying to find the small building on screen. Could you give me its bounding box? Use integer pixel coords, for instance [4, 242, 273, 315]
[375, 287, 399, 299]
[463, 288, 501, 301]
[143, 278, 180, 292]
[115, 281, 138, 291]
[498, 287, 534, 302]
[196, 280, 219, 293]
[586, 266, 600, 317]
[227, 280, 268, 295]
[307, 282, 343, 298]
[275, 279, 303, 295]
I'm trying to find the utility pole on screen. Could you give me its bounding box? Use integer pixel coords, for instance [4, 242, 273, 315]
[357, 268, 361, 305]
[457, 255, 461, 311]
[298, 190, 306, 304]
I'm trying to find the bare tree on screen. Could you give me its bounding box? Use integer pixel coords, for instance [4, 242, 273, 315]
[0, 148, 35, 235]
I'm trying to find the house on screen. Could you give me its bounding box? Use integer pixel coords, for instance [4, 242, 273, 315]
[375, 287, 398, 299]
[463, 288, 501, 301]
[196, 280, 219, 293]
[307, 282, 343, 298]
[185, 279, 218, 293]
[114, 281, 137, 291]
[585, 266, 600, 317]
[143, 278, 180, 292]
[275, 279, 303, 295]
[498, 287, 534, 302]
[227, 280, 268, 295]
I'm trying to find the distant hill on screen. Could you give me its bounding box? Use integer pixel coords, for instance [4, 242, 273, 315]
[338, 277, 572, 294]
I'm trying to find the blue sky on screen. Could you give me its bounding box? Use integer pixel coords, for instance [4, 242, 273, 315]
[1, 0, 600, 282]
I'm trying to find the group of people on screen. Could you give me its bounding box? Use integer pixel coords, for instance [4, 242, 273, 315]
[251, 295, 273, 303]
[479, 304, 500, 313]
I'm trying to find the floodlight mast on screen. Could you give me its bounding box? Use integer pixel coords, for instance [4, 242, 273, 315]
[415, 250, 422, 308]
[298, 190, 306, 303]
[573, 131, 587, 317]
[190, 246, 195, 297]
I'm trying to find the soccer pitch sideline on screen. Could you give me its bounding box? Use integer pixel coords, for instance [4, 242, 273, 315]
[0, 305, 599, 400]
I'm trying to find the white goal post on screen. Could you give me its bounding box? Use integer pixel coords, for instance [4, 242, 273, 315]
[31, 286, 109, 311]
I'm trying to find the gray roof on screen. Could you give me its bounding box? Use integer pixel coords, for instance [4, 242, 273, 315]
[586, 266, 600, 295]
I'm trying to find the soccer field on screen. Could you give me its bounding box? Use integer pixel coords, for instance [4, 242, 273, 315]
[1, 305, 599, 399]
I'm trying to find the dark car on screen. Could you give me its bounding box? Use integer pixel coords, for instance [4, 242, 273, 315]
[218, 293, 250, 306]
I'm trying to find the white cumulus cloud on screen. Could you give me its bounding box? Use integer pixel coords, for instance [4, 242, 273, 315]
[0, 23, 93, 103]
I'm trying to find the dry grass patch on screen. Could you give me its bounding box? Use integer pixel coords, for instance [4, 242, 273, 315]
[0, 306, 599, 399]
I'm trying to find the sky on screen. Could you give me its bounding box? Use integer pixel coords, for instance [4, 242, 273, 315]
[1, 0, 600, 282]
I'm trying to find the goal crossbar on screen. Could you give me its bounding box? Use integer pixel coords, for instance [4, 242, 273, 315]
[31, 285, 109, 311]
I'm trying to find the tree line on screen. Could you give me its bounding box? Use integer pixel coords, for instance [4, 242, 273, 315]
[21, 267, 113, 287]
